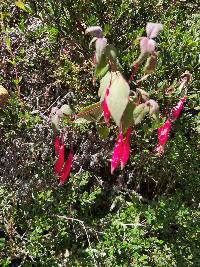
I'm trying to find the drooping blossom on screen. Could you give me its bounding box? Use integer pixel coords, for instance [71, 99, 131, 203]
[102, 87, 111, 125]
[121, 128, 132, 170]
[111, 130, 123, 174]
[54, 135, 60, 156]
[59, 146, 73, 185]
[54, 136, 65, 175]
[111, 128, 132, 173]
[171, 96, 186, 121]
[155, 119, 171, 155]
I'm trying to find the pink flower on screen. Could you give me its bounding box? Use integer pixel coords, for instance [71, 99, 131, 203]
[171, 96, 186, 121]
[102, 87, 111, 125]
[59, 146, 73, 185]
[54, 135, 60, 156]
[121, 128, 132, 170]
[111, 128, 132, 173]
[111, 130, 123, 174]
[155, 119, 171, 155]
[54, 136, 65, 175]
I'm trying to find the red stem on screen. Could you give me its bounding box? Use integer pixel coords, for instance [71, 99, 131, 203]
[129, 63, 139, 84]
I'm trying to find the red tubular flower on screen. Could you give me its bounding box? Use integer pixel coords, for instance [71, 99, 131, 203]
[111, 130, 123, 174]
[171, 96, 186, 121]
[54, 136, 65, 175]
[59, 146, 73, 185]
[155, 119, 171, 155]
[121, 128, 132, 170]
[54, 135, 60, 156]
[102, 87, 111, 125]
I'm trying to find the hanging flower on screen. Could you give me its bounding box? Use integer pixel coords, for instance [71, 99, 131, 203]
[54, 135, 60, 156]
[59, 146, 73, 185]
[54, 136, 65, 175]
[171, 96, 186, 121]
[111, 130, 123, 174]
[102, 87, 111, 125]
[111, 128, 132, 173]
[155, 119, 171, 155]
[121, 128, 132, 170]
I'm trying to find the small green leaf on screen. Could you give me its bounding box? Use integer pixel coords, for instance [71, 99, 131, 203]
[51, 114, 60, 131]
[144, 52, 157, 74]
[121, 100, 136, 133]
[133, 103, 149, 125]
[4, 37, 11, 50]
[105, 44, 117, 68]
[74, 118, 90, 124]
[107, 72, 130, 126]
[60, 104, 73, 115]
[136, 88, 149, 101]
[76, 102, 102, 122]
[94, 54, 109, 79]
[97, 125, 110, 139]
[15, 1, 26, 10]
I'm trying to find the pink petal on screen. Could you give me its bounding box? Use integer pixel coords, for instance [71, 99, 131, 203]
[121, 128, 132, 170]
[54, 136, 65, 175]
[111, 130, 123, 174]
[54, 135, 60, 156]
[157, 119, 171, 146]
[155, 144, 164, 155]
[59, 146, 73, 185]
[171, 96, 186, 121]
[102, 87, 111, 125]
[140, 37, 156, 54]
[146, 23, 163, 39]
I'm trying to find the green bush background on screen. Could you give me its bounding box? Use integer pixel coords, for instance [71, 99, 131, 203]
[0, 1, 199, 266]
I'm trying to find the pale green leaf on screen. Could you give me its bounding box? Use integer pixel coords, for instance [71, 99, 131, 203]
[133, 103, 149, 125]
[76, 102, 102, 122]
[107, 72, 130, 126]
[121, 101, 136, 133]
[60, 104, 73, 115]
[144, 52, 157, 74]
[94, 54, 109, 78]
[51, 114, 60, 131]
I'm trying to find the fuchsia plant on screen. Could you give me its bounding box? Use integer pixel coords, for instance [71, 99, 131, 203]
[51, 23, 191, 180]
